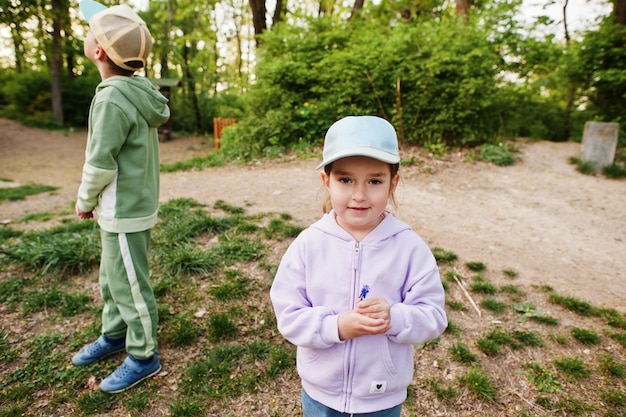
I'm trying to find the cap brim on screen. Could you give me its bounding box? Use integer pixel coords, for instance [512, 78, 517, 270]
[80, 0, 108, 23]
[315, 147, 400, 170]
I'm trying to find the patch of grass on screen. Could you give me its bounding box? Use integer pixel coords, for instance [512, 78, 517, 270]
[165, 313, 200, 346]
[0, 184, 58, 202]
[597, 354, 626, 378]
[513, 301, 558, 325]
[569, 156, 597, 175]
[553, 357, 590, 381]
[75, 391, 112, 415]
[470, 143, 517, 166]
[159, 243, 219, 277]
[169, 396, 205, 417]
[266, 344, 295, 378]
[446, 300, 467, 311]
[0, 276, 28, 308]
[22, 288, 65, 314]
[210, 269, 251, 301]
[214, 199, 245, 215]
[432, 247, 457, 264]
[511, 330, 544, 348]
[0, 221, 101, 275]
[600, 307, 626, 329]
[160, 151, 227, 172]
[469, 274, 497, 295]
[549, 293, 599, 317]
[502, 268, 518, 278]
[476, 328, 513, 356]
[264, 217, 304, 240]
[548, 331, 569, 345]
[458, 368, 498, 401]
[610, 331, 626, 348]
[602, 163, 626, 179]
[500, 284, 524, 298]
[449, 342, 477, 364]
[571, 327, 601, 345]
[465, 261, 486, 271]
[423, 377, 458, 403]
[600, 388, 626, 407]
[524, 362, 562, 393]
[60, 292, 92, 316]
[16, 211, 60, 223]
[480, 296, 507, 314]
[208, 312, 238, 342]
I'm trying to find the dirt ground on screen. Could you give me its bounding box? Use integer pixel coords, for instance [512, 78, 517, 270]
[0, 118, 624, 312]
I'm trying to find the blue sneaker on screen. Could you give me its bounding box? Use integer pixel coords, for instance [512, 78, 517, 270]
[72, 335, 125, 366]
[99, 355, 161, 393]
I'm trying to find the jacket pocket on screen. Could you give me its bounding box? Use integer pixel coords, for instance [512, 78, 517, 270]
[297, 346, 344, 392]
[351, 336, 413, 397]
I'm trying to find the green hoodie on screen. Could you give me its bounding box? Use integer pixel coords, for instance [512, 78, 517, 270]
[77, 75, 170, 233]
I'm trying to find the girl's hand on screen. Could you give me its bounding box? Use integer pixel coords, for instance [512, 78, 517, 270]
[75, 203, 94, 220]
[337, 297, 392, 340]
[356, 296, 391, 322]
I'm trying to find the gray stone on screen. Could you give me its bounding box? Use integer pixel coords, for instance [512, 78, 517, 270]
[581, 121, 618, 171]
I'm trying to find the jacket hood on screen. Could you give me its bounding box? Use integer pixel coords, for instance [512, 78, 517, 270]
[310, 210, 411, 244]
[97, 76, 169, 128]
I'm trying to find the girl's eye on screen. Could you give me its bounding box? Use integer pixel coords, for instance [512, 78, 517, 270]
[369, 179, 382, 185]
[338, 177, 352, 184]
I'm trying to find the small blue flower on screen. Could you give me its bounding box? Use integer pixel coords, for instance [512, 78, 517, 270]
[359, 284, 370, 301]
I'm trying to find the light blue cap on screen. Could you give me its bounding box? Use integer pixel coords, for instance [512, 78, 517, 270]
[317, 116, 400, 169]
[79, 0, 107, 23]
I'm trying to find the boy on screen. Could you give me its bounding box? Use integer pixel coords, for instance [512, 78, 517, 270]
[72, 0, 170, 394]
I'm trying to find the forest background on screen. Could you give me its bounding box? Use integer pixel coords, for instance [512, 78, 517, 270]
[0, 0, 625, 159]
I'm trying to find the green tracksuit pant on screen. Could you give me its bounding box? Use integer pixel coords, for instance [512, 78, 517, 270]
[100, 229, 158, 360]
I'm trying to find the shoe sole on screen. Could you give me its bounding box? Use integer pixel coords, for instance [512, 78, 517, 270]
[100, 364, 162, 394]
[72, 346, 126, 366]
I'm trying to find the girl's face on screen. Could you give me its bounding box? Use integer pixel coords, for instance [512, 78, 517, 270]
[321, 156, 399, 241]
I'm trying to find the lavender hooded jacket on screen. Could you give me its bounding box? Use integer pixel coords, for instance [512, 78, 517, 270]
[270, 210, 447, 414]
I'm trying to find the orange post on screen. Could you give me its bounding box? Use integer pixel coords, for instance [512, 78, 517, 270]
[213, 117, 237, 150]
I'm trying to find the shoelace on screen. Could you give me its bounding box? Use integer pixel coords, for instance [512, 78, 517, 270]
[113, 362, 133, 378]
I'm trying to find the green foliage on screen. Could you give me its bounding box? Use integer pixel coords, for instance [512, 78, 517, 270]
[577, 19, 626, 144]
[225, 5, 556, 160]
[525, 362, 562, 393]
[469, 143, 517, 166]
[0, 69, 99, 128]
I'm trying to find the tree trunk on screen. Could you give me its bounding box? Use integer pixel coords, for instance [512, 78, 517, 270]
[50, 0, 64, 126]
[248, 0, 267, 47]
[350, 0, 364, 19]
[455, 0, 473, 17]
[616, 0, 626, 25]
[272, 0, 284, 24]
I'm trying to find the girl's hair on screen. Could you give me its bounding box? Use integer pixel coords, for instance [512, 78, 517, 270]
[322, 161, 400, 213]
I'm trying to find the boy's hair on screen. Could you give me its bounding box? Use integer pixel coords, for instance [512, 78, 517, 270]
[321, 162, 400, 214]
[80, 0, 152, 71]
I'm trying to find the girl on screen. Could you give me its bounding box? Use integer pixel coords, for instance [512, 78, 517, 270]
[270, 115, 447, 416]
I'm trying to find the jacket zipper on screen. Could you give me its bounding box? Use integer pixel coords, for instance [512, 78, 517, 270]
[344, 240, 361, 412]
